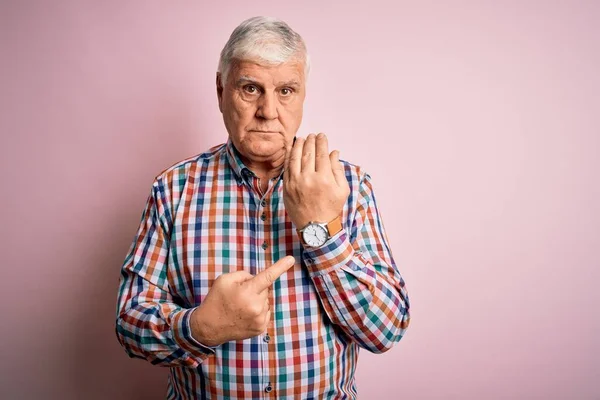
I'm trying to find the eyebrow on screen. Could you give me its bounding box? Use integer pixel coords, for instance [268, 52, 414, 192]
[235, 76, 301, 88]
[236, 75, 260, 86]
[278, 80, 301, 88]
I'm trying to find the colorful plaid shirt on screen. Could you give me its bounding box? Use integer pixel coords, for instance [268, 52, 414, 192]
[116, 139, 410, 399]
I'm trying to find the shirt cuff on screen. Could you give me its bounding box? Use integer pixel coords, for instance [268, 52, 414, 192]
[171, 308, 216, 360]
[302, 230, 355, 276]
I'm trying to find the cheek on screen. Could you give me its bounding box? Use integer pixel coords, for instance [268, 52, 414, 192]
[224, 94, 254, 122]
[233, 102, 256, 126]
[284, 104, 304, 127]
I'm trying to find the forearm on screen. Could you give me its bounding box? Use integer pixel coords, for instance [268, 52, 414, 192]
[116, 304, 212, 367]
[116, 268, 214, 368]
[305, 232, 410, 353]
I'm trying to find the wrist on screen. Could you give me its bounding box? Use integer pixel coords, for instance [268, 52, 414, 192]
[190, 307, 222, 348]
[297, 215, 343, 248]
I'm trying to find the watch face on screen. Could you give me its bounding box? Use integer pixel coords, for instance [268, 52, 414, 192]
[302, 224, 328, 247]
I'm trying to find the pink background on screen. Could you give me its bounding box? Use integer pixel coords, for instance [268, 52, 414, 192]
[1, 1, 599, 399]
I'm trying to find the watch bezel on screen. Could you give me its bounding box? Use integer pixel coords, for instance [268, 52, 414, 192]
[301, 222, 329, 247]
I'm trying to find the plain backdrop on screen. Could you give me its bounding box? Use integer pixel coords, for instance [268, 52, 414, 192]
[1, 1, 599, 399]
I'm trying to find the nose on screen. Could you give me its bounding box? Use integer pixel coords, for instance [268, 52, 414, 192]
[256, 92, 278, 120]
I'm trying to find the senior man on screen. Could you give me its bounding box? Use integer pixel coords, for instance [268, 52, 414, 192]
[116, 16, 410, 399]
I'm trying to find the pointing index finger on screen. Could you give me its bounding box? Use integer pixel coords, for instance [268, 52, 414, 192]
[249, 256, 296, 293]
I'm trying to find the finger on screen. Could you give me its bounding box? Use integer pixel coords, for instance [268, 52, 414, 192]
[218, 270, 254, 285]
[329, 150, 347, 187]
[288, 137, 304, 178]
[261, 297, 270, 314]
[257, 288, 268, 302]
[315, 133, 331, 172]
[301, 134, 317, 172]
[249, 255, 296, 293]
[263, 306, 271, 328]
[283, 136, 296, 181]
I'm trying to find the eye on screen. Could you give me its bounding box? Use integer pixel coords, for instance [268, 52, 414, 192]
[243, 85, 259, 94]
[280, 87, 294, 96]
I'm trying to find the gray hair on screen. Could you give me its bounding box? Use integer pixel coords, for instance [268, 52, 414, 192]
[218, 16, 310, 85]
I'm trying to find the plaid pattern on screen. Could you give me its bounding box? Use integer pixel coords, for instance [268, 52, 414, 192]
[116, 139, 410, 399]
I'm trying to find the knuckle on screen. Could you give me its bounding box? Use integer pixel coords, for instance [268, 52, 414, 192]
[249, 303, 263, 316]
[252, 316, 264, 329]
[251, 325, 263, 336]
[317, 175, 329, 185]
[213, 274, 228, 287]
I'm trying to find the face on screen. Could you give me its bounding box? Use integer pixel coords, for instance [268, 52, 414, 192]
[217, 59, 306, 167]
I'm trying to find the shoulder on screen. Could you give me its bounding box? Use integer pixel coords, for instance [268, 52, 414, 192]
[339, 159, 380, 207]
[152, 143, 226, 186]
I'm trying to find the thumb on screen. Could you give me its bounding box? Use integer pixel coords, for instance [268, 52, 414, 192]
[249, 256, 296, 293]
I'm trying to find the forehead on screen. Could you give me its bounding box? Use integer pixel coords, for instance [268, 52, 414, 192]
[229, 60, 305, 86]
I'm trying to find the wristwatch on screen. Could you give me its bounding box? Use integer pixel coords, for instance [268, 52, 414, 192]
[297, 215, 343, 248]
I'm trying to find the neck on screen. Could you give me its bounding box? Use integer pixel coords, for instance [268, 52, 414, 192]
[241, 152, 286, 183]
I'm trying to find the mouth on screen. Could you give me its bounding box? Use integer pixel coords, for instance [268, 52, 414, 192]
[249, 130, 280, 134]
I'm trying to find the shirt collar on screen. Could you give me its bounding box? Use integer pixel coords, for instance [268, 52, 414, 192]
[225, 138, 254, 184]
[225, 138, 286, 187]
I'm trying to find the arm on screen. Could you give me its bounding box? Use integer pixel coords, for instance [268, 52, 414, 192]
[115, 180, 214, 368]
[282, 133, 410, 353]
[303, 172, 410, 353]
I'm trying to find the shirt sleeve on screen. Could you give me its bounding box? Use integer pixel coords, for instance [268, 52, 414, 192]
[302, 172, 410, 353]
[115, 180, 215, 368]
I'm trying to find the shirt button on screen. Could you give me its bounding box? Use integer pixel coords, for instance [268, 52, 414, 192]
[265, 384, 273, 393]
[260, 213, 266, 221]
[263, 334, 270, 343]
[261, 199, 267, 207]
[261, 242, 268, 250]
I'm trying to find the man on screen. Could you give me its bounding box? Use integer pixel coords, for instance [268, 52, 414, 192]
[116, 16, 410, 399]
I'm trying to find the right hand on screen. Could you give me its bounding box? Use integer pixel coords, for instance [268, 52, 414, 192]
[190, 256, 296, 347]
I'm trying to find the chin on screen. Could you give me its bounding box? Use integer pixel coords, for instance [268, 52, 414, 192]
[249, 141, 283, 158]
[242, 133, 284, 155]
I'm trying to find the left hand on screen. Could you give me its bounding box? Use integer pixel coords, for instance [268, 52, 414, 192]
[283, 133, 350, 229]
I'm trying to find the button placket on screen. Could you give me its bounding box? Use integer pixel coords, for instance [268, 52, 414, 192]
[256, 195, 272, 393]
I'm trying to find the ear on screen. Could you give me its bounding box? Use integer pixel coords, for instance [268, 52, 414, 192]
[216, 72, 224, 114]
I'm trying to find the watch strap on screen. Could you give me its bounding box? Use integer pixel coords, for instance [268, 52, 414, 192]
[325, 215, 343, 237]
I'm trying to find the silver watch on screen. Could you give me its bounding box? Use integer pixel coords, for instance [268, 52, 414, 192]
[297, 216, 343, 248]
